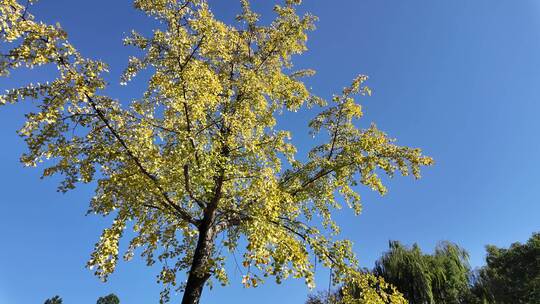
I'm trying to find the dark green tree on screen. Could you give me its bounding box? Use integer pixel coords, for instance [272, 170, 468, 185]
[470, 232, 540, 304]
[44, 296, 63, 304]
[97, 293, 120, 304]
[306, 291, 339, 304]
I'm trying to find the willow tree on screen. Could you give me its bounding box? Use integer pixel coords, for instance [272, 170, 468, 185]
[0, 1, 433, 303]
[374, 241, 470, 304]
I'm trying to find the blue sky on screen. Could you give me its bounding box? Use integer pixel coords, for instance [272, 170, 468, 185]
[1, 0, 540, 303]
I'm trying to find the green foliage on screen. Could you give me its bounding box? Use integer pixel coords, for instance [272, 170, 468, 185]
[470, 232, 540, 304]
[1, 0, 432, 302]
[97, 293, 120, 304]
[429, 242, 471, 303]
[307, 234, 540, 304]
[373, 241, 470, 304]
[44, 296, 63, 304]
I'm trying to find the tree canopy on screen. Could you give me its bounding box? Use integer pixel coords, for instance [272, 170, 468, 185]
[0, 0, 432, 303]
[306, 241, 472, 304]
[470, 232, 540, 304]
[306, 233, 540, 304]
[374, 241, 470, 304]
[97, 293, 120, 304]
[44, 296, 63, 304]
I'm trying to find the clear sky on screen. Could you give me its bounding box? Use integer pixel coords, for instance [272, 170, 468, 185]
[1, 0, 540, 303]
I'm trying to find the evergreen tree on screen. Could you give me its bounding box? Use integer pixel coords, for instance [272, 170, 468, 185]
[44, 296, 63, 304]
[97, 293, 120, 304]
[471, 232, 540, 304]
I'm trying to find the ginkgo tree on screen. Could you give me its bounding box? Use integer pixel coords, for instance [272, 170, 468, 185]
[0, 1, 433, 303]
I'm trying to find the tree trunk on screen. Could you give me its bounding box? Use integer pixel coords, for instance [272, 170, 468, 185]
[181, 212, 216, 304]
[182, 151, 226, 304]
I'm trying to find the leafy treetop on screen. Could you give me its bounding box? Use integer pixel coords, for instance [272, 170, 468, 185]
[44, 296, 63, 304]
[1, 0, 432, 303]
[471, 232, 540, 304]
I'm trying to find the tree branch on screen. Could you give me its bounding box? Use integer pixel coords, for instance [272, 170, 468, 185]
[84, 92, 198, 226]
[183, 164, 206, 209]
[52, 55, 199, 226]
